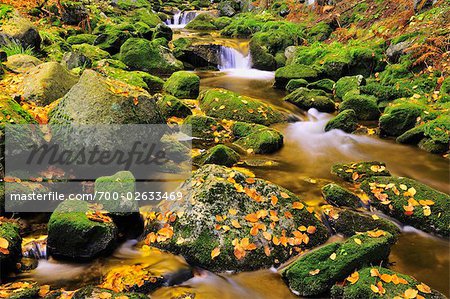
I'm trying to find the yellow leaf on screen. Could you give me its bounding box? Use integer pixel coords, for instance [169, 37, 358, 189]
[371, 214, 380, 220]
[309, 269, 320, 275]
[370, 284, 379, 293]
[370, 268, 380, 277]
[416, 283, 431, 294]
[404, 288, 419, 298]
[231, 220, 241, 228]
[292, 202, 304, 209]
[354, 238, 362, 245]
[99, 292, 112, 299]
[423, 206, 431, 216]
[346, 271, 359, 284]
[329, 252, 337, 260]
[229, 209, 238, 215]
[0, 237, 9, 249]
[280, 192, 290, 199]
[211, 247, 220, 259]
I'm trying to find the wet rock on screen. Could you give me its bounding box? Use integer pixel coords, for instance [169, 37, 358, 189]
[307, 78, 335, 93]
[147, 164, 329, 272]
[173, 41, 221, 68]
[61, 51, 92, 70]
[154, 23, 173, 41]
[321, 183, 361, 208]
[120, 38, 183, 75]
[49, 70, 164, 125]
[157, 94, 192, 119]
[199, 88, 286, 125]
[418, 138, 448, 154]
[379, 101, 426, 137]
[66, 33, 97, 45]
[0, 221, 22, 276]
[182, 115, 226, 140]
[164, 71, 200, 99]
[98, 66, 165, 93]
[361, 176, 450, 238]
[0, 281, 40, 299]
[335, 75, 366, 99]
[186, 13, 217, 30]
[285, 79, 308, 93]
[331, 161, 391, 183]
[322, 206, 401, 238]
[72, 286, 148, 299]
[325, 109, 358, 133]
[274, 64, 319, 88]
[284, 87, 336, 113]
[396, 125, 425, 145]
[339, 94, 380, 121]
[193, 144, 240, 167]
[232, 122, 284, 154]
[72, 43, 111, 62]
[249, 40, 277, 71]
[281, 231, 396, 297]
[47, 200, 118, 261]
[4, 54, 42, 73]
[20, 62, 79, 106]
[331, 267, 447, 299]
[218, 0, 239, 17]
[0, 8, 41, 50]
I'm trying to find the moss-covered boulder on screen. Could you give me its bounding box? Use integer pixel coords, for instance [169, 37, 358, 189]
[284, 87, 336, 113]
[307, 78, 335, 93]
[361, 176, 450, 238]
[379, 101, 426, 137]
[67, 34, 97, 45]
[20, 62, 79, 106]
[331, 161, 391, 183]
[322, 207, 400, 238]
[182, 115, 226, 140]
[274, 64, 319, 88]
[72, 43, 111, 62]
[325, 109, 358, 133]
[146, 164, 329, 272]
[164, 71, 200, 99]
[199, 88, 286, 125]
[0, 8, 41, 50]
[4, 54, 42, 73]
[99, 66, 165, 93]
[47, 200, 118, 261]
[93, 24, 134, 54]
[232, 122, 284, 154]
[157, 94, 192, 119]
[331, 267, 447, 299]
[335, 75, 366, 99]
[129, 8, 162, 28]
[285, 78, 308, 93]
[72, 286, 148, 299]
[339, 94, 380, 121]
[321, 183, 361, 208]
[0, 221, 22, 276]
[120, 38, 183, 75]
[0, 281, 40, 299]
[185, 13, 217, 30]
[281, 231, 396, 297]
[360, 82, 412, 104]
[49, 70, 164, 125]
[193, 144, 240, 167]
[249, 39, 277, 71]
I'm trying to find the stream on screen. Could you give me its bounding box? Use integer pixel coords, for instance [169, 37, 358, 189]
[17, 26, 450, 298]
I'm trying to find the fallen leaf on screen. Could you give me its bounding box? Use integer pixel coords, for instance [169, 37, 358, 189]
[346, 271, 359, 284]
[416, 283, 431, 294]
[354, 238, 362, 245]
[211, 247, 220, 259]
[309, 269, 320, 275]
[329, 252, 337, 260]
[404, 288, 419, 299]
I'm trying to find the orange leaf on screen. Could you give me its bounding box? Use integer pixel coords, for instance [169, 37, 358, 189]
[306, 226, 316, 234]
[280, 192, 290, 199]
[245, 213, 258, 222]
[346, 271, 359, 284]
[292, 202, 304, 209]
[211, 247, 220, 259]
[416, 283, 431, 294]
[271, 195, 278, 206]
[231, 220, 241, 228]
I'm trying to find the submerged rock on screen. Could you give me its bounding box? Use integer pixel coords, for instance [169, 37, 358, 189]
[331, 161, 391, 183]
[193, 144, 240, 167]
[0, 221, 22, 276]
[321, 183, 361, 208]
[361, 176, 450, 238]
[274, 64, 319, 88]
[331, 267, 447, 299]
[284, 87, 335, 113]
[281, 231, 396, 297]
[325, 109, 358, 133]
[164, 71, 200, 99]
[232, 121, 284, 154]
[146, 165, 329, 272]
[20, 62, 79, 106]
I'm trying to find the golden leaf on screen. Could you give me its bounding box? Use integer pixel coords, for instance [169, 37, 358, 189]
[346, 271, 359, 284]
[309, 269, 320, 275]
[329, 252, 337, 260]
[416, 283, 431, 294]
[280, 192, 290, 199]
[0, 237, 9, 249]
[404, 288, 419, 298]
[211, 247, 220, 259]
[292, 202, 304, 209]
[354, 238, 362, 245]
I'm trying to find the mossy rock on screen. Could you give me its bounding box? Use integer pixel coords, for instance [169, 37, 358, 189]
[379, 100, 426, 136]
[99, 66, 164, 93]
[72, 286, 148, 299]
[249, 39, 277, 71]
[193, 144, 240, 167]
[119, 38, 183, 75]
[323, 207, 401, 238]
[67, 33, 97, 45]
[0, 281, 40, 299]
[0, 221, 22, 276]
[285, 78, 308, 93]
[232, 122, 284, 154]
[185, 13, 217, 30]
[339, 94, 380, 121]
[199, 88, 286, 125]
[47, 200, 118, 261]
[93, 24, 134, 54]
[335, 75, 366, 99]
[157, 94, 192, 119]
[274, 64, 319, 88]
[129, 8, 162, 28]
[0, 97, 37, 124]
[325, 109, 358, 133]
[164, 71, 200, 99]
[307, 78, 335, 93]
[361, 176, 450, 238]
[0, 8, 41, 50]
[307, 22, 332, 42]
[72, 43, 111, 62]
[418, 138, 448, 154]
[396, 125, 426, 145]
[281, 231, 396, 297]
[214, 17, 232, 29]
[321, 183, 361, 208]
[331, 161, 391, 183]
[360, 82, 412, 103]
[182, 115, 226, 140]
[4, 54, 42, 73]
[94, 59, 128, 70]
[148, 164, 329, 272]
[331, 267, 447, 299]
[284, 87, 335, 113]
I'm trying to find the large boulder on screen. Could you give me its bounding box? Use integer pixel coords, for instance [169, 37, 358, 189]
[199, 88, 286, 125]
[361, 176, 450, 238]
[164, 71, 200, 99]
[20, 62, 79, 106]
[339, 94, 380, 121]
[145, 165, 329, 272]
[185, 13, 217, 30]
[325, 109, 358, 133]
[274, 64, 319, 88]
[120, 38, 183, 75]
[331, 267, 446, 299]
[335, 75, 366, 99]
[49, 70, 164, 125]
[193, 144, 240, 167]
[0, 8, 41, 50]
[0, 221, 22, 276]
[172, 40, 221, 68]
[232, 122, 284, 154]
[284, 87, 336, 113]
[281, 231, 396, 297]
[3, 54, 42, 73]
[331, 161, 391, 183]
[47, 200, 118, 261]
[72, 43, 111, 62]
[98, 66, 165, 93]
[379, 101, 426, 136]
[285, 79, 308, 93]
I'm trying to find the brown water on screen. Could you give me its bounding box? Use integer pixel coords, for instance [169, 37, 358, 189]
[20, 39, 450, 298]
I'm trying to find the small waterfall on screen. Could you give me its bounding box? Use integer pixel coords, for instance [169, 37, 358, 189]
[165, 11, 199, 28]
[218, 46, 251, 70]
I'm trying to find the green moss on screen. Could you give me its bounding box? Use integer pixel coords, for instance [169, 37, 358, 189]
[157, 94, 192, 119]
[379, 100, 427, 136]
[72, 43, 111, 61]
[186, 13, 217, 30]
[285, 78, 308, 93]
[282, 231, 396, 297]
[0, 222, 22, 275]
[233, 127, 284, 154]
[307, 22, 332, 42]
[213, 16, 232, 29]
[396, 125, 426, 144]
[231, 121, 267, 138]
[92, 24, 134, 54]
[335, 75, 366, 99]
[220, 12, 278, 38]
[307, 78, 335, 93]
[164, 71, 200, 99]
[199, 88, 285, 125]
[67, 34, 97, 45]
[182, 115, 226, 139]
[0, 98, 37, 125]
[193, 144, 240, 167]
[331, 161, 391, 183]
[274, 64, 319, 88]
[360, 81, 413, 103]
[284, 87, 336, 113]
[361, 176, 450, 237]
[130, 8, 162, 28]
[249, 40, 277, 71]
[339, 94, 380, 121]
[321, 183, 361, 208]
[325, 109, 358, 133]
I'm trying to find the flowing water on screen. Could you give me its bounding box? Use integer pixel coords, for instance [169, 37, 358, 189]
[18, 35, 450, 298]
[165, 11, 199, 29]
